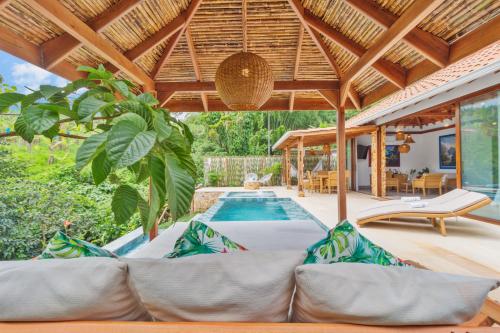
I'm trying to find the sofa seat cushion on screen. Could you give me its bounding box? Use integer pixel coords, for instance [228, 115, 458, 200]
[125, 251, 305, 322]
[38, 231, 116, 259]
[304, 220, 408, 266]
[292, 263, 499, 325]
[0, 258, 150, 321]
[166, 220, 247, 258]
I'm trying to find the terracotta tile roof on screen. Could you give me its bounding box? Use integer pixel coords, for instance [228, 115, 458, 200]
[346, 41, 500, 127]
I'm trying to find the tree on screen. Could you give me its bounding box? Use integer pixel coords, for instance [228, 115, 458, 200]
[0, 65, 196, 233]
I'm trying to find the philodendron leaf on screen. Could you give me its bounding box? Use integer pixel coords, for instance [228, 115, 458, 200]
[106, 120, 156, 168]
[77, 95, 110, 121]
[91, 150, 112, 185]
[112, 185, 139, 224]
[147, 155, 166, 231]
[14, 114, 35, 143]
[164, 152, 195, 221]
[137, 92, 158, 106]
[39, 85, 62, 99]
[75, 131, 108, 170]
[137, 194, 150, 232]
[24, 105, 59, 133]
[0, 92, 24, 113]
[111, 113, 147, 131]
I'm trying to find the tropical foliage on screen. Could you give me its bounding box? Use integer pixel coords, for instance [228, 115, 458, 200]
[0, 65, 196, 234]
[0, 146, 140, 260]
[304, 220, 408, 266]
[38, 231, 115, 259]
[166, 220, 247, 258]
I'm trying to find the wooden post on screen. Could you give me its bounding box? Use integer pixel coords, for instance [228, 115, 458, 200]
[371, 128, 383, 197]
[454, 103, 462, 189]
[350, 138, 357, 191]
[297, 137, 305, 197]
[380, 126, 387, 197]
[148, 177, 158, 240]
[285, 146, 292, 189]
[337, 106, 347, 221]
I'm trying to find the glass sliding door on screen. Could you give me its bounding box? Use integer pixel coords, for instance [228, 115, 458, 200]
[460, 90, 499, 221]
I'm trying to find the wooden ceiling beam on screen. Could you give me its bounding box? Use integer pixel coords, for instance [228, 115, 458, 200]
[287, 0, 341, 78]
[348, 86, 361, 110]
[0, 0, 11, 10]
[290, 25, 305, 111]
[0, 25, 84, 82]
[185, 26, 208, 112]
[151, 0, 203, 79]
[305, 10, 406, 89]
[340, 0, 445, 106]
[31, 0, 154, 90]
[345, 0, 449, 68]
[41, 0, 143, 70]
[361, 15, 500, 108]
[156, 80, 339, 93]
[242, 0, 248, 52]
[318, 89, 339, 110]
[164, 97, 338, 113]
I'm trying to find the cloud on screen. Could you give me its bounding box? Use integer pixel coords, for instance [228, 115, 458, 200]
[11, 63, 67, 93]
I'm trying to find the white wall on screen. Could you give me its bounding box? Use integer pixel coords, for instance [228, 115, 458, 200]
[355, 126, 457, 189]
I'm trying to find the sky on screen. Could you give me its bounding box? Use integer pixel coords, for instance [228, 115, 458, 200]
[0, 51, 68, 93]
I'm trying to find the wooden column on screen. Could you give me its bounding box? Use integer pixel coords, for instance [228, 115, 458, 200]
[297, 137, 305, 197]
[337, 106, 347, 221]
[371, 127, 384, 197]
[350, 138, 357, 191]
[148, 177, 158, 240]
[380, 126, 387, 197]
[454, 103, 462, 189]
[285, 146, 292, 189]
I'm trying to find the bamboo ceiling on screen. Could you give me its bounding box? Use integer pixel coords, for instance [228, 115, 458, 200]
[0, 0, 498, 113]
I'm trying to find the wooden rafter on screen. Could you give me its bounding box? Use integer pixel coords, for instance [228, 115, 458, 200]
[305, 10, 406, 89]
[362, 15, 500, 108]
[348, 86, 361, 110]
[156, 80, 339, 93]
[289, 25, 304, 111]
[185, 26, 208, 112]
[345, 0, 449, 68]
[340, 0, 445, 106]
[30, 0, 154, 90]
[287, 0, 341, 79]
[0, 0, 11, 10]
[41, 0, 144, 70]
[165, 97, 337, 113]
[318, 89, 339, 110]
[0, 25, 84, 82]
[151, 0, 203, 79]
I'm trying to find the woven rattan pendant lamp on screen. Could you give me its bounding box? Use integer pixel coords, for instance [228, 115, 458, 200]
[215, 0, 273, 110]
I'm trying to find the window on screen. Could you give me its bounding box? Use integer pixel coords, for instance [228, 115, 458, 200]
[460, 90, 499, 220]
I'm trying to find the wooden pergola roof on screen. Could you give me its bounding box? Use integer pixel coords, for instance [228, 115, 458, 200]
[0, 0, 499, 112]
[272, 125, 376, 150]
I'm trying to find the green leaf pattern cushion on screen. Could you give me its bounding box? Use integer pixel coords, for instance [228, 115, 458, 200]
[38, 231, 116, 259]
[304, 220, 408, 266]
[166, 220, 247, 258]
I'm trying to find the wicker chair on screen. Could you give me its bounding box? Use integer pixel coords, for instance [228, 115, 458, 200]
[412, 173, 443, 196]
[327, 171, 337, 193]
[306, 171, 321, 192]
[385, 171, 400, 193]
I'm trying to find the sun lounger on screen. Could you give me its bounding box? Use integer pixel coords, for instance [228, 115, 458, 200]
[356, 189, 492, 236]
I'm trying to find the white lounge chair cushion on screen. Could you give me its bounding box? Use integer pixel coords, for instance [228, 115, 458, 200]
[125, 251, 305, 322]
[356, 189, 489, 220]
[292, 263, 499, 325]
[0, 258, 150, 321]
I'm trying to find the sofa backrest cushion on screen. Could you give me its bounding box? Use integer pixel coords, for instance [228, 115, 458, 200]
[292, 263, 499, 325]
[124, 251, 305, 322]
[0, 258, 151, 322]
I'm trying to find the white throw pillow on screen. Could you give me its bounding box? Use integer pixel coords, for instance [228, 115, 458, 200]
[292, 263, 499, 325]
[0, 258, 151, 321]
[124, 251, 305, 322]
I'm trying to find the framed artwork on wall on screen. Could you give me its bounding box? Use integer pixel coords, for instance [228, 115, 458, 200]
[439, 134, 456, 169]
[385, 145, 400, 167]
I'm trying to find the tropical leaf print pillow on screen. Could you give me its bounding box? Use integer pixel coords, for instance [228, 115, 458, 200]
[38, 231, 116, 259]
[166, 220, 247, 258]
[304, 220, 408, 266]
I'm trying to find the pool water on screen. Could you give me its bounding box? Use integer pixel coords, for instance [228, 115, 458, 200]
[211, 199, 289, 221]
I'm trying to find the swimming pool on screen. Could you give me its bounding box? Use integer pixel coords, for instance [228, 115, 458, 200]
[222, 191, 276, 198]
[198, 192, 327, 230]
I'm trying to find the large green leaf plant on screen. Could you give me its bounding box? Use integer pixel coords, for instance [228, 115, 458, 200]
[0, 65, 196, 233]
